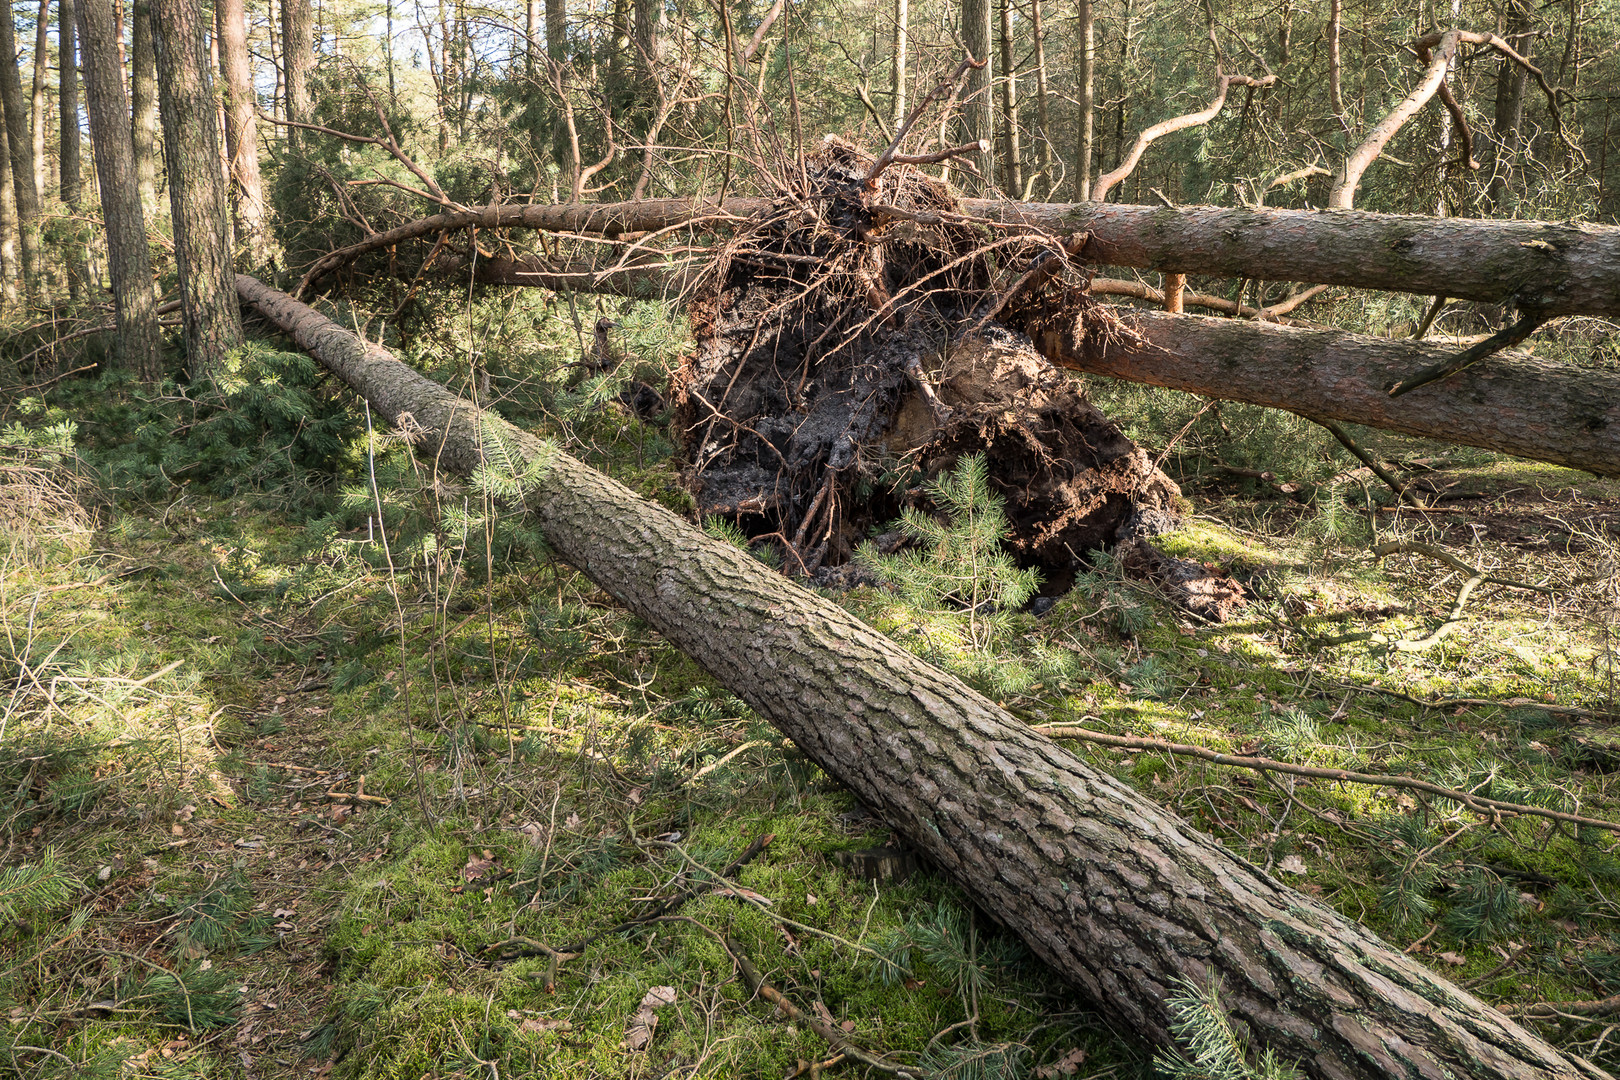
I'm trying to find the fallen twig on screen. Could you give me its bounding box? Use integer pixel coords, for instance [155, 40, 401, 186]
[325, 774, 391, 806]
[1388, 312, 1546, 397]
[728, 936, 919, 1077]
[1316, 420, 1425, 507]
[1031, 721, 1620, 834]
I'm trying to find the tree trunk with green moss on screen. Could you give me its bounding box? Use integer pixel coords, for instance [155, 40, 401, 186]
[236, 271, 1613, 1080]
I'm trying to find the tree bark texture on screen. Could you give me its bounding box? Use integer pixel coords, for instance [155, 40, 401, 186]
[59, 0, 80, 208]
[1013, 307, 1620, 477]
[0, 115, 18, 311]
[58, 0, 87, 299]
[964, 200, 1620, 318]
[281, 0, 313, 143]
[960, 0, 992, 190]
[237, 271, 1614, 1080]
[29, 0, 48, 199]
[151, 0, 244, 374]
[1075, 0, 1093, 200]
[299, 197, 1620, 321]
[130, 0, 158, 208]
[217, 0, 271, 269]
[0, 5, 42, 295]
[77, 0, 161, 380]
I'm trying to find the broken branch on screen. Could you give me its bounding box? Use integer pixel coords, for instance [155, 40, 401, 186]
[1031, 722, 1620, 834]
[1092, 73, 1277, 202]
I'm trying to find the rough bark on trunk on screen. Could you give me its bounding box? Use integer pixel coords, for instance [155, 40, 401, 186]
[77, 0, 161, 380]
[298, 197, 1620, 321]
[964, 200, 1620, 318]
[1009, 305, 1620, 477]
[130, 0, 158, 208]
[281, 0, 313, 146]
[236, 270, 1614, 1080]
[960, 0, 992, 190]
[59, 0, 80, 203]
[29, 0, 48, 200]
[151, 0, 243, 374]
[1074, 0, 1093, 200]
[217, 0, 271, 269]
[0, 5, 42, 296]
[59, 0, 87, 299]
[0, 115, 18, 311]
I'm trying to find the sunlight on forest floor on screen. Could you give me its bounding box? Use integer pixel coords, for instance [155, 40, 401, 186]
[1, 293, 1618, 1080]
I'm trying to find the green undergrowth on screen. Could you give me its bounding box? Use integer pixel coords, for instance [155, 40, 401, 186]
[1, 294, 1619, 1078]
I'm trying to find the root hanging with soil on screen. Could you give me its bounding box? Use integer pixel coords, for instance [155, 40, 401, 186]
[673, 136, 1188, 597]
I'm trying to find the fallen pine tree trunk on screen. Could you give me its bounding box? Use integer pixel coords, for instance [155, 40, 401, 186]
[446, 252, 1620, 478]
[302, 195, 1620, 319]
[1007, 307, 1620, 478]
[236, 270, 1611, 1080]
[961, 199, 1620, 319]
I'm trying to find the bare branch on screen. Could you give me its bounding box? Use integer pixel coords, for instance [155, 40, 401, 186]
[1032, 722, 1620, 834]
[742, 0, 785, 61]
[1329, 31, 1459, 209]
[1092, 73, 1277, 202]
[864, 55, 986, 185]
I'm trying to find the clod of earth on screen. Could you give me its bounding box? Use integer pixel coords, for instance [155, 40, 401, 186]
[674, 138, 1232, 610]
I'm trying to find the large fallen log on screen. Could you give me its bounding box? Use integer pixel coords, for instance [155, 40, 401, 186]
[236, 270, 1611, 1080]
[442, 252, 1620, 478]
[302, 195, 1620, 318]
[963, 200, 1620, 319]
[1008, 306, 1620, 478]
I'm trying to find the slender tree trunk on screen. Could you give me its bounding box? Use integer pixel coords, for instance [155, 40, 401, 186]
[151, 0, 244, 376]
[130, 0, 158, 209]
[998, 0, 1019, 195]
[59, 0, 79, 207]
[235, 271, 1616, 1080]
[631, 0, 658, 102]
[1328, 0, 1344, 127]
[76, 0, 160, 380]
[889, 0, 907, 131]
[30, 0, 49, 199]
[959, 0, 992, 191]
[1074, 0, 1092, 198]
[1030, 0, 1051, 197]
[0, 118, 19, 312]
[1486, 1, 1533, 212]
[281, 0, 313, 149]
[0, 7, 42, 297]
[217, 0, 271, 269]
[59, 0, 85, 298]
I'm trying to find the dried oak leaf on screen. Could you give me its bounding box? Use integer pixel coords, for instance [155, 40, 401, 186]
[622, 986, 677, 1050]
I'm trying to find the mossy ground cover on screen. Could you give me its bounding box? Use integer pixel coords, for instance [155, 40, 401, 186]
[1, 292, 1618, 1079]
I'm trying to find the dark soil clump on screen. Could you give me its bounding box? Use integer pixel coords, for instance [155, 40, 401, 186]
[672, 138, 1200, 601]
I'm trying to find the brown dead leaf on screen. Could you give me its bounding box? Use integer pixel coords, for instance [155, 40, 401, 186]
[1036, 1047, 1088, 1078]
[1435, 951, 1467, 966]
[462, 850, 497, 882]
[622, 986, 676, 1050]
[518, 1017, 571, 1034]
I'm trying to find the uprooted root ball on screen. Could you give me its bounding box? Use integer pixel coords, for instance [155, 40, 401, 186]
[673, 137, 1181, 594]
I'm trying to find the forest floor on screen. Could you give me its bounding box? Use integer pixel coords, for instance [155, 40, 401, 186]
[2, 293, 1619, 1080]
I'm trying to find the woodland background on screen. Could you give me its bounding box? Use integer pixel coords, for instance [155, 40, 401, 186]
[0, 0, 1618, 1079]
